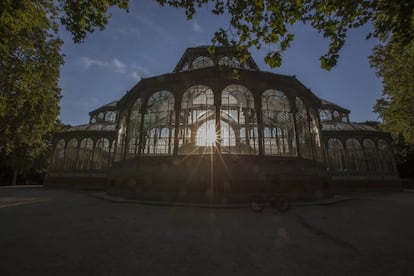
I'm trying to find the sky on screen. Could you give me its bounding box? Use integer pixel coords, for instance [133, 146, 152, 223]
[58, 1, 383, 126]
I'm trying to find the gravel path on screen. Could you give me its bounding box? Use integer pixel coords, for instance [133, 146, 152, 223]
[1, 187, 413, 275]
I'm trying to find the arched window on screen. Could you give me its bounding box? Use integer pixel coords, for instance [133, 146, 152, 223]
[327, 138, 345, 172]
[180, 62, 189, 72]
[319, 110, 332, 122]
[97, 112, 104, 122]
[192, 56, 214, 69]
[94, 138, 110, 169]
[341, 114, 348, 123]
[126, 98, 142, 158]
[221, 85, 257, 154]
[79, 138, 94, 170]
[105, 111, 116, 123]
[262, 90, 295, 156]
[52, 139, 65, 169]
[296, 97, 312, 159]
[345, 138, 365, 174]
[363, 138, 377, 173]
[179, 85, 215, 154]
[378, 139, 395, 174]
[218, 56, 240, 68]
[142, 91, 175, 155]
[65, 138, 78, 170]
[333, 111, 340, 120]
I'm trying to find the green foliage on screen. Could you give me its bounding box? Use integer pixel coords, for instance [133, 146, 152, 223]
[0, 0, 128, 183]
[0, 0, 62, 160]
[369, 1, 414, 144]
[156, 0, 414, 144]
[156, 0, 373, 69]
[57, 0, 129, 43]
[371, 40, 414, 143]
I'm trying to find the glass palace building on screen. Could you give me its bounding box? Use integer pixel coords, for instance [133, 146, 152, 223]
[46, 46, 400, 202]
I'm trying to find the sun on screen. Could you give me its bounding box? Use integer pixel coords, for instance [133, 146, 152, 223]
[196, 120, 216, 146]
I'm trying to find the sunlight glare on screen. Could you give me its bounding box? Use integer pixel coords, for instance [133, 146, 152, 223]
[196, 121, 216, 146]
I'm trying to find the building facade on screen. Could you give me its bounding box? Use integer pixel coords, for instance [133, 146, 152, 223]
[46, 47, 400, 202]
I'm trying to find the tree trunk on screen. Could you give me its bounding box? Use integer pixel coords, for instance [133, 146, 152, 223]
[12, 169, 17, 185]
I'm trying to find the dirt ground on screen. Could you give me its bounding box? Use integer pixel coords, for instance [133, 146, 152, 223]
[0, 186, 413, 276]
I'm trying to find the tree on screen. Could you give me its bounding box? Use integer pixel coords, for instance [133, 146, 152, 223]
[155, 1, 412, 68]
[0, 0, 61, 184]
[0, 0, 128, 184]
[156, 0, 376, 69]
[155, 0, 414, 143]
[372, 41, 414, 143]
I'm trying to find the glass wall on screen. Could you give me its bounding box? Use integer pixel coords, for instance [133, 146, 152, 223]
[310, 110, 324, 162]
[192, 56, 214, 69]
[324, 136, 397, 176]
[114, 111, 127, 161]
[296, 97, 312, 159]
[179, 85, 215, 154]
[345, 138, 365, 173]
[220, 85, 257, 154]
[126, 99, 142, 159]
[327, 138, 345, 172]
[378, 139, 395, 174]
[142, 91, 175, 155]
[262, 90, 295, 156]
[94, 138, 110, 169]
[65, 138, 78, 169]
[364, 138, 378, 173]
[52, 139, 65, 169]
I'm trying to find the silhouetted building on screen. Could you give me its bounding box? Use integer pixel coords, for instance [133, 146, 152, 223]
[46, 46, 400, 202]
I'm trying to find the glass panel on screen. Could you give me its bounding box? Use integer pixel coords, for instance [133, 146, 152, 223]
[296, 97, 312, 159]
[221, 85, 257, 154]
[142, 91, 175, 156]
[114, 111, 127, 161]
[319, 110, 332, 122]
[78, 138, 94, 170]
[262, 89, 295, 156]
[126, 99, 142, 159]
[327, 138, 345, 172]
[64, 138, 78, 170]
[105, 111, 116, 123]
[363, 138, 377, 173]
[180, 62, 189, 72]
[97, 112, 104, 121]
[192, 56, 214, 69]
[179, 85, 215, 155]
[94, 138, 110, 169]
[218, 56, 240, 68]
[345, 138, 365, 173]
[310, 110, 324, 161]
[196, 120, 216, 146]
[52, 139, 65, 169]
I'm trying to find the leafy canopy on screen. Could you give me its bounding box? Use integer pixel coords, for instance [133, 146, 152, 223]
[371, 35, 414, 143]
[156, 0, 377, 69]
[156, 0, 414, 143]
[0, 0, 62, 159]
[0, 0, 129, 177]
